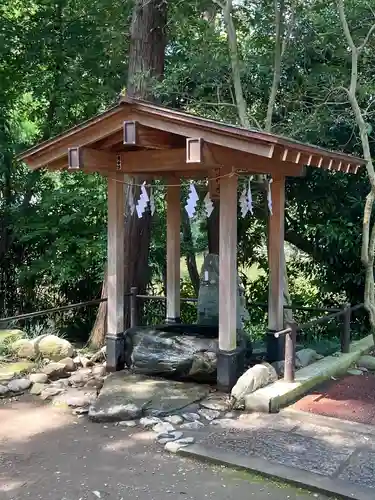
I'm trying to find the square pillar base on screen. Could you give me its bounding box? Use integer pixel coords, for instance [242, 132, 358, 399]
[166, 317, 181, 324]
[217, 347, 244, 393]
[106, 334, 125, 372]
[266, 329, 285, 363]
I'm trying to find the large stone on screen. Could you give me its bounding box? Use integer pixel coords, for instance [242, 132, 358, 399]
[8, 378, 32, 392]
[358, 355, 375, 371]
[0, 384, 9, 396]
[30, 382, 45, 395]
[295, 348, 323, 368]
[196, 253, 250, 330]
[88, 372, 209, 423]
[11, 339, 36, 360]
[59, 357, 76, 372]
[124, 325, 219, 382]
[231, 362, 277, 405]
[0, 330, 25, 344]
[29, 373, 48, 384]
[0, 361, 35, 383]
[68, 368, 93, 387]
[42, 362, 70, 380]
[35, 335, 74, 361]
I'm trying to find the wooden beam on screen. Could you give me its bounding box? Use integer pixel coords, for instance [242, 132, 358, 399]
[131, 111, 275, 158]
[268, 176, 285, 333]
[68, 147, 118, 171]
[123, 121, 185, 149]
[166, 179, 181, 322]
[106, 172, 125, 371]
[219, 171, 238, 352]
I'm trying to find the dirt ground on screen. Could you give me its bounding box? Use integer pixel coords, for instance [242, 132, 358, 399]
[0, 396, 329, 500]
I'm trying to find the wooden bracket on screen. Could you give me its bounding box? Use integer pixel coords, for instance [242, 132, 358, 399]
[186, 138, 203, 163]
[68, 147, 81, 169]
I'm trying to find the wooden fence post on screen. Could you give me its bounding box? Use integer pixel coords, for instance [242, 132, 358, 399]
[341, 303, 351, 354]
[284, 322, 297, 383]
[130, 287, 138, 328]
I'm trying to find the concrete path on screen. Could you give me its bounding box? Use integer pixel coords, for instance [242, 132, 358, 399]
[181, 408, 375, 500]
[0, 397, 327, 500]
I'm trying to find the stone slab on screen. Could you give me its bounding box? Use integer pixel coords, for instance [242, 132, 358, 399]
[201, 428, 354, 476]
[338, 448, 375, 488]
[176, 444, 375, 500]
[89, 371, 210, 422]
[245, 334, 374, 413]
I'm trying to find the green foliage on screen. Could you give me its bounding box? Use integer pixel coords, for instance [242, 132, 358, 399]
[1, 0, 373, 344]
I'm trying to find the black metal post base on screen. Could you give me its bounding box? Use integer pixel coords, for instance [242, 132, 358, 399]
[217, 348, 243, 393]
[266, 329, 285, 363]
[165, 316, 181, 324]
[106, 334, 125, 372]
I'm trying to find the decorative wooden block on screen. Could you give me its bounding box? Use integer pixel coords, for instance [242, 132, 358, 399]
[68, 147, 81, 169]
[123, 121, 137, 145]
[186, 138, 203, 163]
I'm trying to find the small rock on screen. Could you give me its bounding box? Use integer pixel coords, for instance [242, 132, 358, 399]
[50, 378, 70, 388]
[182, 412, 200, 422]
[347, 368, 364, 376]
[118, 420, 137, 427]
[29, 373, 48, 384]
[200, 395, 229, 412]
[164, 440, 191, 453]
[224, 411, 237, 419]
[180, 420, 204, 430]
[92, 365, 106, 378]
[0, 384, 9, 396]
[73, 407, 89, 415]
[175, 436, 195, 445]
[30, 382, 45, 395]
[41, 386, 63, 400]
[210, 418, 237, 428]
[8, 378, 32, 392]
[164, 415, 184, 425]
[84, 378, 104, 390]
[152, 422, 175, 434]
[198, 408, 220, 421]
[42, 362, 70, 380]
[90, 346, 106, 364]
[157, 430, 183, 441]
[68, 369, 92, 387]
[53, 388, 96, 407]
[59, 357, 76, 372]
[88, 403, 141, 422]
[140, 416, 162, 428]
[73, 355, 83, 367]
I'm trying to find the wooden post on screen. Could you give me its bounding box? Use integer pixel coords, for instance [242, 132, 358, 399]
[166, 180, 181, 323]
[267, 175, 286, 362]
[217, 172, 239, 392]
[341, 303, 351, 354]
[130, 286, 138, 328]
[106, 172, 125, 372]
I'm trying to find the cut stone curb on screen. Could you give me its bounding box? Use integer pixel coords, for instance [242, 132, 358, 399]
[175, 443, 374, 500]
[245, 334, 374, 413]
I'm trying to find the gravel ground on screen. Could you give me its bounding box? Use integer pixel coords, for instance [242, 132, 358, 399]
[0, 396, 331, 500]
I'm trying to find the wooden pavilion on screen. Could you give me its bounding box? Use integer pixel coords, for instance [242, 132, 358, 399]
[19, 96, 365, 391]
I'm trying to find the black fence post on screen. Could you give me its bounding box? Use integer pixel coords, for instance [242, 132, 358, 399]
[130, 287, 138, 328]
[284, 322, 297, 383]
[341, 303, 351, 354]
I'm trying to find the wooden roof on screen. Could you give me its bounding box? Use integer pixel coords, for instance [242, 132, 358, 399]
[18, 96, 365, 177]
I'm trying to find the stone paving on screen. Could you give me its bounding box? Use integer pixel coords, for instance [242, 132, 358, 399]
[190, 409, 375, 494]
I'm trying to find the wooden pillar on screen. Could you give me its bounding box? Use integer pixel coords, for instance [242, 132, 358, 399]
[217, 172, 239, 392]
[106, 172, 125, 372]
[267, 175, 285, 362]
[166, 181, 181, 323]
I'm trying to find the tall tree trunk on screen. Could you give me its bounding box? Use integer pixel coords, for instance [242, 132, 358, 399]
[89, 0, 167, 347]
